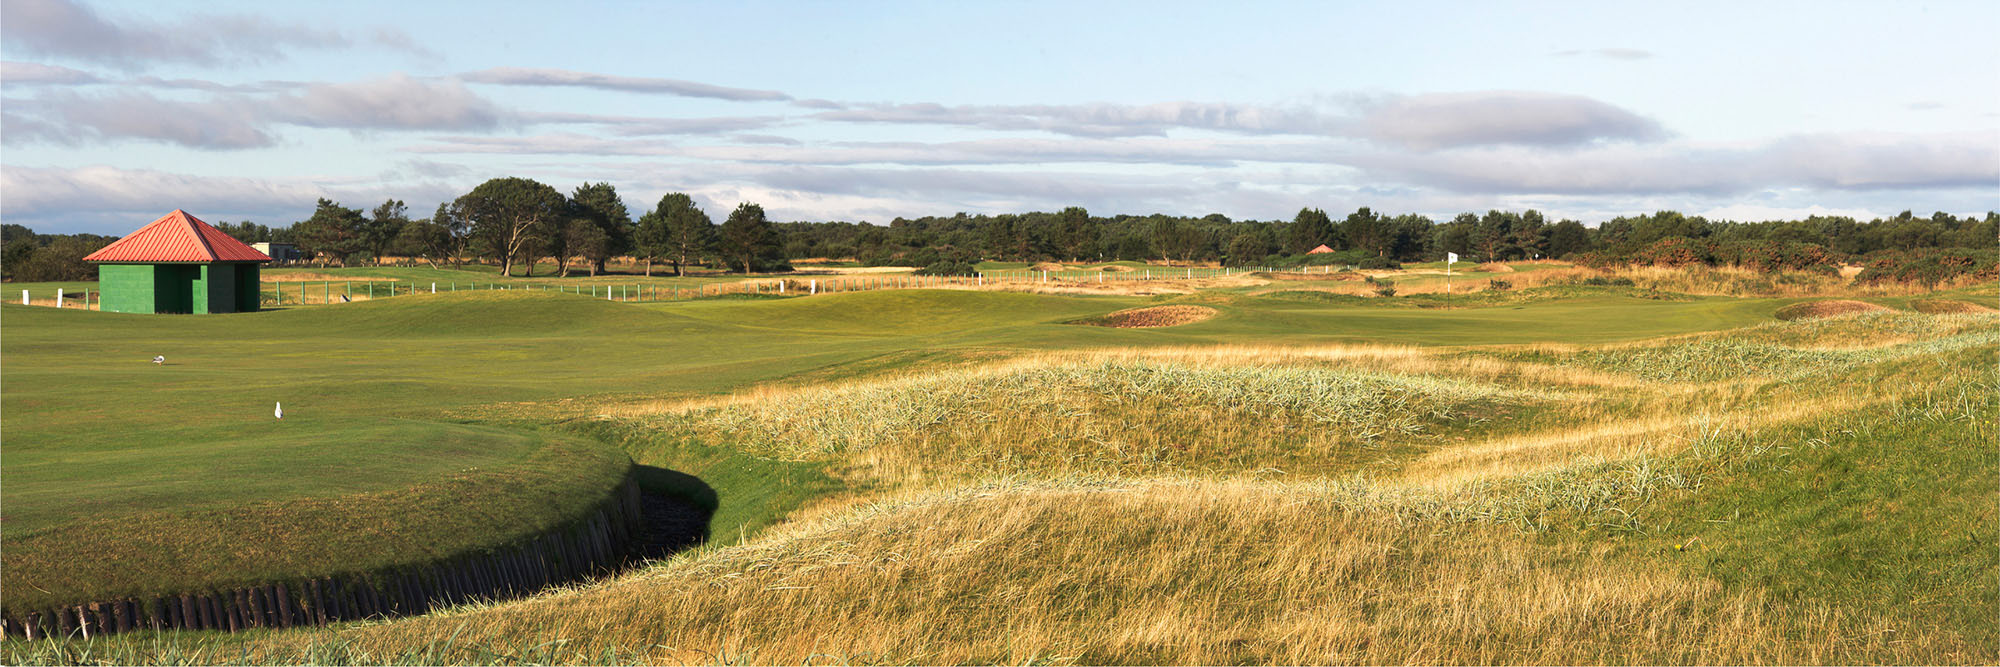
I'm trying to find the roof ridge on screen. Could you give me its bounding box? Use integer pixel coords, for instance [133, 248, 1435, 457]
[180, 210, 220, 261]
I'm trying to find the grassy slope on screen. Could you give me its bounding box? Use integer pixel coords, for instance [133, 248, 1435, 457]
[1, 286, 1801, 639]
[54, 312, 1986, 664]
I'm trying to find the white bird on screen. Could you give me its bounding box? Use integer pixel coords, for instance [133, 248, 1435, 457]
[153, 355, 165, 365]
[275, 402, 284, 419]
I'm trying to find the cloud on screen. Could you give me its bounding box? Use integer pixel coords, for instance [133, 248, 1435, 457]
[813, 101, 1334, 138]
[1351, 91, 1667, 150]
[267, 75, 505, 131]
[3, 89, 274, 148]
[1, 164, 466, 233]
[1, 60, 100, 84]
[0, 0, 415, 70]
[4, 74, 506, 148]
[517, 111, 783, 136]
[1348, 131, 1999, 195]
[458, 67, 792, 102]
[1552, 48, 1655, 60]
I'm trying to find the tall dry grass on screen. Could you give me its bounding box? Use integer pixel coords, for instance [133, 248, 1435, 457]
[610, 354, 1560, 480]
[223, 480, 1961, 665]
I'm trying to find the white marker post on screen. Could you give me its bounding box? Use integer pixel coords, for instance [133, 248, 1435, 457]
[56, 288, 64, 308]
[431, 282, 436, 294]
[21, 289, 28, 305]
[1446, 251, 1458, 295]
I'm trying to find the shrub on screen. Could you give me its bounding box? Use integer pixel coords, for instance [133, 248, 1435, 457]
[1356, 256, 1402, 270]
[1374, 285, 1398, 297]
[1855, 248, 2000, 287]
[1487, 279, 1512, 291]
[915, 260, 978, 276]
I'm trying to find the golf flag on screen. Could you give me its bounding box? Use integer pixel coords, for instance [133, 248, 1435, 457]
[1447, 252, 1459, 264]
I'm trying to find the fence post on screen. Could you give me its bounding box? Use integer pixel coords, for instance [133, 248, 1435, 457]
[56, 288, 63, 308]
[432, 282, 436, 294]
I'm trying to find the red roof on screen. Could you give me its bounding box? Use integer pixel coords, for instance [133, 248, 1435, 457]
[84, 210, 272, 263]
[1306, 244, 1336, 254]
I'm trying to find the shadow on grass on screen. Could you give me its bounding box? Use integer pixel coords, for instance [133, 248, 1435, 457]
[629, 464, 715, 560]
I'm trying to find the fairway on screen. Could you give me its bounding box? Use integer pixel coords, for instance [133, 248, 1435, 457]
[2, 282, 1992, 664]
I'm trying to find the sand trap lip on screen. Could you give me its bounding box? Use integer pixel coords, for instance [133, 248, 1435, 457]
[1774, 300, 1893, 321]
[1070, 305, 1220, 328]
[1910, 299, 1996, 314]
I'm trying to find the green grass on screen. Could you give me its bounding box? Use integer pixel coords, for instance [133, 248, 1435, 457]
[0, 282, 1990, 663]
[0, 284, 1892, 628]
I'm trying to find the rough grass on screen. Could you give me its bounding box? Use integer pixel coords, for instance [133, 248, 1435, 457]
[1069, 304, 1219, 328]
[1911, 298, 1996, 314]
[4, 286, 1992, 664]
[1774, 299, 1893, 320]
[612, 354, 1554, 480]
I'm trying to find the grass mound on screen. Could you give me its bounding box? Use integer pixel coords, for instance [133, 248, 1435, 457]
[1911, 298, 1995, 314]
[1072, 305, 1219, 328]
[1774, 299, 1892, 320]
[1030, 262, 1067, 272]
[232, 481, 1803, 665]
[1475, 262, 1516, 272]
[621, 354, 1543, 478]
[1, 429, 629, 613]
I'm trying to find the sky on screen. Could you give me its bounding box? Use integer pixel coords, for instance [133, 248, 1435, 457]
[2, 0, 1996, 234]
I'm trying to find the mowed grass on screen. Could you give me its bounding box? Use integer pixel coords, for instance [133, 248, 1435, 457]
[51, 312, 1990, 664]
[0, 283, 1931, 661]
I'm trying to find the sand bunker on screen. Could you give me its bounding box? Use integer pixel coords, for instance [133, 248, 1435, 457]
[1774, 300, 1893, 321]
[1072, 305, 1219, 328]
[1910, 299, 1996, 314]
[1031, 262, 1068, 272]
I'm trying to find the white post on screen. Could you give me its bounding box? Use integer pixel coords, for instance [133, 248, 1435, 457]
[779, 280, 786, 294]
[607, 287, 613, 301]
[431, 282, 437, 293]
[56, 288, 63, 308]
[21, 289, 27, 305]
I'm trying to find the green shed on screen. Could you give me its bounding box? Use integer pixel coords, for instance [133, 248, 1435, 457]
[83, 210, 273, 314]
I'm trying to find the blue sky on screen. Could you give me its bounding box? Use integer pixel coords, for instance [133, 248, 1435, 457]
[3, 0, 1995, 234]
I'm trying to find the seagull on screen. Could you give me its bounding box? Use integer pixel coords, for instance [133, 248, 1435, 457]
[153, 355, 165, 365]
[275, 402, 284, 419]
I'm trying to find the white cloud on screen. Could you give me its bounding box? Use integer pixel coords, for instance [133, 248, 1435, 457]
[0, 0, 426, 70]
[1350, 91, 1667, 150]
[458, 67, 792, 102]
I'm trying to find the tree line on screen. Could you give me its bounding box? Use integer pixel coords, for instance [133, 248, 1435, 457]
[3, 174, 1993, 282]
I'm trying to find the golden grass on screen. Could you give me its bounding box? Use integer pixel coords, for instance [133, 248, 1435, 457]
[603, 348, 1580, 481]
[1774, 299, 1894, 320]
[1073, 305, 1219, 328]
[1911, 298, 1996, 314]
[237, 480, 1943, 665]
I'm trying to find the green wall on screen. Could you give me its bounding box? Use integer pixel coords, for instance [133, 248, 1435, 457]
[97, 264, 156, 314]
[94, 262, 262, 314]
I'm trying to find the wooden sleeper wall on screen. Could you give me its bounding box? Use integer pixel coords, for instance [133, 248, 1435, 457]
[1, 481, 642, 640]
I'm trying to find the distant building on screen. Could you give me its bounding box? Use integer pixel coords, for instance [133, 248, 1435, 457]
[83, 210, 273, 314]
[1306, 244, 1336, 254]
[253, 242, 300, 263]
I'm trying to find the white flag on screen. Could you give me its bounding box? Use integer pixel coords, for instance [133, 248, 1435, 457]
[1447, 252, 1459, 264]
